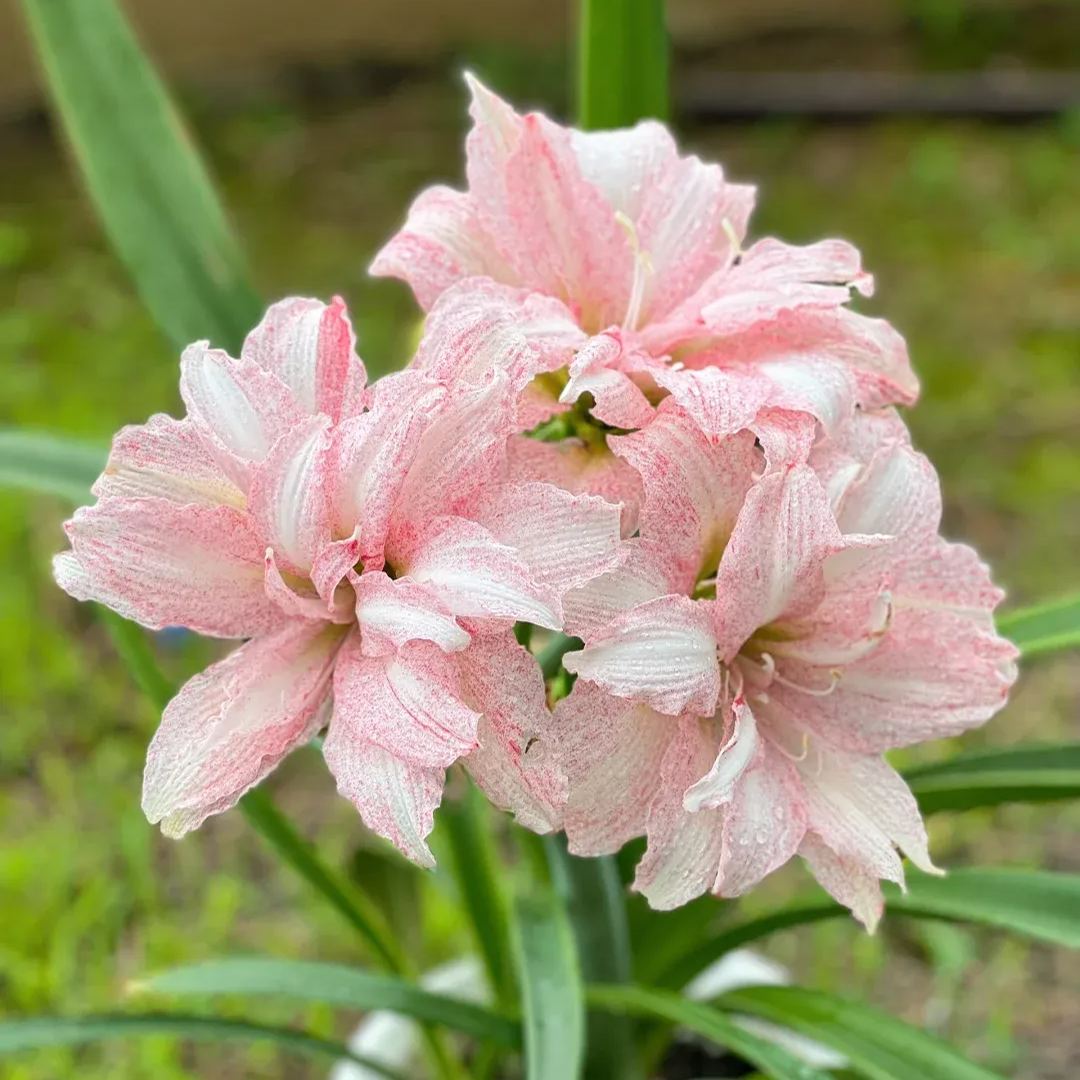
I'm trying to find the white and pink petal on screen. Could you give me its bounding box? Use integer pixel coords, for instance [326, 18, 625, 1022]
[141, 620, 344, 836]
[55, 498, 280, 638]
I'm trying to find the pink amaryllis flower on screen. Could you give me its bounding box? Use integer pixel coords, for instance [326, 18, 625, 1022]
[55, 297, 622, 864]
[554, 403, 1017, 926]
[372, 76, 916, 471]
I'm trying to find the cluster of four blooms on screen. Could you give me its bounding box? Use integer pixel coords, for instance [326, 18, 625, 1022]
[56, 78, 1017, 928]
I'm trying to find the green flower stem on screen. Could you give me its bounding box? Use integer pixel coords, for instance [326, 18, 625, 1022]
[577, 0, 670, 130]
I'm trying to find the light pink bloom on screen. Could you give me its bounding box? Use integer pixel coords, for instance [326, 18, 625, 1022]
[555, 403, 1017, 926]
[372, 76, 916, 473]
[55, 298, 622, 863]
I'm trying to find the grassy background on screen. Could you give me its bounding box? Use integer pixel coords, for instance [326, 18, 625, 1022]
[1, 74, 1079, 1077]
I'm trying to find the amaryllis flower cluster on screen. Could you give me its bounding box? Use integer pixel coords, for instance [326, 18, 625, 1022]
[55, 78, 1017, 928]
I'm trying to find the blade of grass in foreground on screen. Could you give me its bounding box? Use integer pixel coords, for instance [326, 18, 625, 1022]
[998, 592, 1080, 657]
[655, 867, 1080, 990]
[0, 430, 105, 503]
[587, 984, 831, 1080]
[136, 958, 520, 1047]
[545, 837, 641, 1080]
[717, 985, 1003, 1080]
[512, 892, 585, 1080]
[0, 1014, 407, 1080]
[906, 743, 1080, 813]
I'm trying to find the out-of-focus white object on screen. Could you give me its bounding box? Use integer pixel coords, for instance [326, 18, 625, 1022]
[330, 956, 487, 1080]
[684, 948, 848, 1071]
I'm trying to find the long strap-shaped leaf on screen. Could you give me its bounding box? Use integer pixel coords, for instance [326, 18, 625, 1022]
[907, 743, 1080, 812]
[20, 0, 262, 353]
[587, 984, 831, 1080]
[0, 1013, 407, 1080]
[439, 778, 518, 1006]
[0, 430, 105, 503]
[545, 836, 641, 1079]
[511, 892, 585, 1080]
[717, 985, 1004, 1080]
[135, 957, 520, 1047]
[997, 593, 1080, 657]
[656, 867, 1080, 990]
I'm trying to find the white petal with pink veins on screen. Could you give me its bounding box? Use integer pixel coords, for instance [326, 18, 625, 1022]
[370, 185, 510, 310]
[332, 399, 435, 567]
[612, 404, 759, 592]
[242, 296, 366, 421]
[683, 697, 759, 811]
[712, 465, 844, 660]
[635, 158, 756, 325]
[800, 835, 886, 932]
[557, 681, 671, 856]
[403, 515, 558, 629]
[465, 79, 634, 329]
[699, 238, 871, 338]
[264, 548, 352, 624]
[353, 571, 469, 655]
[248, 415, 333, 575]
[324, 733, 445, 868]
[141, 620, 344, 836]
[459, 633, 566, 833]
[713, 740, 808, 897]
[416, 278, 583, 392]
[55, 498, 280, 638]
[506, 436, 643, 538]
[475, 481, 622, 595]
[796, 742, 938, 881]
[634, 716, 726, 910]
[390, 373, 517, 534]
[562, 538, 673, 641]
[179, 343, 306, 488]
[93, 414, 243, 508]
[777, 603, 1016, 753]
[332, 634, 480, 768]
[651, 365, 772, 444]
[564, 594, 721, 717]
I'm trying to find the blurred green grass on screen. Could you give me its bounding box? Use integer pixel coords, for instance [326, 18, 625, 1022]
[1, 79, 1079, 1078]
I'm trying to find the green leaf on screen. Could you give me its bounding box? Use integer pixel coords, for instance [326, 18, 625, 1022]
[545, 837, 641, 1080]
[0, 1013, 406, 1079]
[906, 744, 1080, 813]
[135, 958, 520, 1047]
[0, 429, 104, 503]
[20, 0, 262, 353]
[586, 984, 831, 1080]
[717, 986, 1004, 1080]
[577, 0, 669, 130]
[511, 892, 585, 1080]
[439, 779, 517, 1007]
[655, 868, 1080, 990]
[998, 593, 1080, 657]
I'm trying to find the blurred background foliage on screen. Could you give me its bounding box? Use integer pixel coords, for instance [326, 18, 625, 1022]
[1, 0, 1078, 1077]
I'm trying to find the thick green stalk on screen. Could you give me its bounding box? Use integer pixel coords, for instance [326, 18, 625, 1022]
[577, 0, 670, 130]
[545, 836, 642, 1080]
